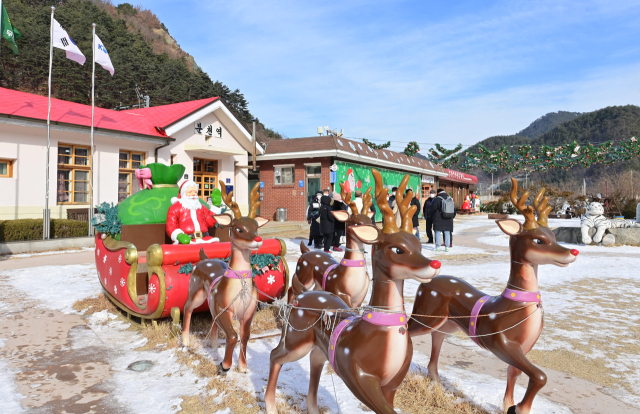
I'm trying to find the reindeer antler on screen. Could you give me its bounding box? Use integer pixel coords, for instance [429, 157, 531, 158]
[373, 169, 399, 234]
[533, 187, 552, 228]
[510, 178, 538, 230]
[396, 175, 417, 233]
[248, 182, 261, 219]
[219, 180, 242, 219]
[340, 182, 359, 215]
[361, 187, 373, 215]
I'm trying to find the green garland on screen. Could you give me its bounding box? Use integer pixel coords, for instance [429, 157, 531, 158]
[178, 263, 194, 275]
[404, 141, 420, 157]
[176, 253, 281, 277]
[363, 138, 391, 150]
[91, 202, 122, 237]
[432, 137, 640, 173]
[428, 143, 463, 168]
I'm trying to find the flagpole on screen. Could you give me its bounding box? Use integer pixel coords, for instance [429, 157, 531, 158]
[0, 0, 4, 64]
[44, 6, 55, 240]
[89, 23, 96, 236]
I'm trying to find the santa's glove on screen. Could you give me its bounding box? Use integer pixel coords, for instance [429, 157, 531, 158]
[177, 233, 191, 245]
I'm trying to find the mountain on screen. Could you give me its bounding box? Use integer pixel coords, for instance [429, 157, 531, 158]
[517, 111, 583, 139]
[0, 0, 282, 142]
[465, 105, 640, 190]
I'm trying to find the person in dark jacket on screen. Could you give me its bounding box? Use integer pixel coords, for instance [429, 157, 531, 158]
[319, 195, 335, 252]
[388, 187, 398, 207]
[407, 189, 421, 239]
[428, 188, 455, 252]
[422, 189, 437, 243]
[331, 191, 347, 251]
[307, 191, 323, 248]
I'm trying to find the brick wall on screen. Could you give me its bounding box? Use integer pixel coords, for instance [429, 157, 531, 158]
[258, 157, 333, 221]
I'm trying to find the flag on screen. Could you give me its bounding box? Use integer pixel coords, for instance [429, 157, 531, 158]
[1, 5, 21, 54]
[52, 18, 85, 65]
[94, 34, 114, 75]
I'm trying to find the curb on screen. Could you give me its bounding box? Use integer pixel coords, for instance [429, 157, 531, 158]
[0, 236, 95, 255]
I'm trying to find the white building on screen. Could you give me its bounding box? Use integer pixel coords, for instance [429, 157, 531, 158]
[0, 87, 262, 220]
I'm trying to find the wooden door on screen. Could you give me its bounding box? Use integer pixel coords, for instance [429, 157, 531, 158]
[193, 158, 218, 201]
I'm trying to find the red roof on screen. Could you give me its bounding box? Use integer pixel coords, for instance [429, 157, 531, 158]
[0, 87, 218, 138]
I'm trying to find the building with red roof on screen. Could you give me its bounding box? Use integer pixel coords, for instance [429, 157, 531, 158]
[0, 87, 262, 220]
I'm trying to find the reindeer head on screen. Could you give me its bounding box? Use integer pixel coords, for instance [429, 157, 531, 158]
[496, 178, 579, 267]
[348, 169, 440, 283]
[214, 181, 269, 251]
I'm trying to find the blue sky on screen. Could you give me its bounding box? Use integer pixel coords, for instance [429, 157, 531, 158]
[126, 0, 640, 151]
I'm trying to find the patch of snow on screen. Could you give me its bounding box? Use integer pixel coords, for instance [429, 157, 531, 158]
[1, 264, 101, 314]
[4, 247, 94, 259]
[0, 357, 25, 412]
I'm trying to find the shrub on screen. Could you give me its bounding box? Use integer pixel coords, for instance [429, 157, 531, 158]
[0, 219, 88, 242]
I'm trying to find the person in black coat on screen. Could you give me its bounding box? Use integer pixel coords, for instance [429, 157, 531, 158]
[331, 192, 347, 252]
[422, 189, 436, 243]
[307, 191, 323, 248]
[319, 195, 335, 252]
[407, 189, 421, 239]
[428, 189, 455, 252]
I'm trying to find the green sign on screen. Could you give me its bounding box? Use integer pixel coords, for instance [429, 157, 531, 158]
[335, 161, 421, 222]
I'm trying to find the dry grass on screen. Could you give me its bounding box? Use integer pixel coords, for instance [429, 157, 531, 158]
[72, 292, 118, 315]
[395, 369, 490, 414]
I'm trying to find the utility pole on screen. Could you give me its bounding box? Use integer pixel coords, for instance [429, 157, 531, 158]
[491, 173, 494, 197]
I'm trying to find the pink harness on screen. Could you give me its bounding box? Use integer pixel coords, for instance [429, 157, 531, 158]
[468, 288, 541, 345]
[207, 268, 253, 299]
[321, 258, 366, 290]
[328, 311, 407, 374]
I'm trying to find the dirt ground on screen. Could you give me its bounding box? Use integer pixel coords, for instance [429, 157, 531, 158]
[1, 218, 639, 413]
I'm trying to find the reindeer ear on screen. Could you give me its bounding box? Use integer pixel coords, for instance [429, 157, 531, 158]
[215, 213, 233, 226]
[255, 216, 270, 228]
[496, 219, 522, 236]
[350, 224, 381, 245]
[332, 210, 350, 222]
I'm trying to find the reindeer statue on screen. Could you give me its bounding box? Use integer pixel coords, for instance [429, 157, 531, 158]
[287, 183, 374, 307]
[264, 170, 442, 414]
[181, 181, 269, 373]
[408, 178, 579, 414]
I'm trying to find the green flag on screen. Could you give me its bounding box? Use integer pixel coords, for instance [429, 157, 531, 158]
[1, 5, 21, 54]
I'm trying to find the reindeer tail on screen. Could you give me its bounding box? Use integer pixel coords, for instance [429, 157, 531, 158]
[199, 247, 209, 261]
[291, 274, 309, 297]
[300, 240, 310, 254]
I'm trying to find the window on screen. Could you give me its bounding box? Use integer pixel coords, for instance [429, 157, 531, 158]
[193, 158, 218, 200]
[118, 150, 145, 202]
[306, 165, 321, 175]
[57, 144, 91, 204]
[0, 159, 13, 178]
[274, 166, 294, 185]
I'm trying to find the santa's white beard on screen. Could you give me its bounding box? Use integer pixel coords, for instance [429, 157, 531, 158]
[179, 196, 202, 211]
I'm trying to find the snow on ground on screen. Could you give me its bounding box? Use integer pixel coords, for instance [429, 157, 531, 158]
[0, 335, 24, 413]
[2, 247, 94, 259]
[2, 264, 100, 314]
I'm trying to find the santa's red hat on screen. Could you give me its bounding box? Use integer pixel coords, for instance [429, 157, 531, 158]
[347, 168, 353, 174]
[171, 180, 198, 204]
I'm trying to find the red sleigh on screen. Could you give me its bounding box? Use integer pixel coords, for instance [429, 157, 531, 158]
[95, 234, 288, 327]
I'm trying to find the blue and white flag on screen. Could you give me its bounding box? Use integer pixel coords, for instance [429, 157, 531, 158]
[94, 34, 114, 76]
[52, 18, 85, 65]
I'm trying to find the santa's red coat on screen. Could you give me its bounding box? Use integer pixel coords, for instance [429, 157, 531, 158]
[166, 201, 217, 242]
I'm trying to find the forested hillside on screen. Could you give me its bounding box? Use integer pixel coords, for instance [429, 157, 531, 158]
[0, 0, 282, 142]
[517, 111, 582, 139]
[466, 106, 640, 189]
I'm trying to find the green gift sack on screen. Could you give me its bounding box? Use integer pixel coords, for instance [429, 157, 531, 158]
[144, 163, 185, 185]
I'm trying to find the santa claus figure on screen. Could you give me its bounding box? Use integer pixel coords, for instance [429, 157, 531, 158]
[343, 168, 361, 193]
[166, 180, 220, 244]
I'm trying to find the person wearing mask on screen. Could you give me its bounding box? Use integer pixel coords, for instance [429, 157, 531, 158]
[407, 189, 421, 239]
[319, 194, 335, 253]
[428, 188, 455, 252]
[306, 191, 323, 248]
[388, 187, 398, 208]
[389, 186, 402, 228]
[422, 189, 437, 244]
[353, 190, 364, 213]
[331, 191, 347, 252]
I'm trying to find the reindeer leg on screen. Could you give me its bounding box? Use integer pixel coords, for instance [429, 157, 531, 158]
[216, 308, 238, 371]
[265, 331, 315, 414]
[307, 346, 327, 414]
[209, 320, 219, 351]
[237, 301, 257, 373]
[341, 364, 397, 414]
[182, 286, 206, 347]
[504, 365, 522, 412]
[492, 336, 547, 414]
[427, 320, 457, 382]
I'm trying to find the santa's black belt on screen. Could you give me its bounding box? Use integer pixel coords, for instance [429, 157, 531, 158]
[187, 231, 209, 239]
